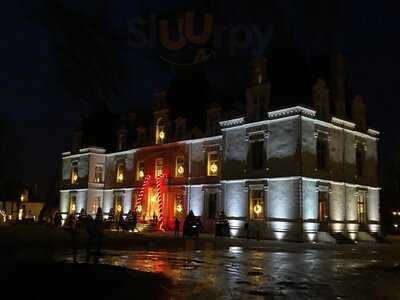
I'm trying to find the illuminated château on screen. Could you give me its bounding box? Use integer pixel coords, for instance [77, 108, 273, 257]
[60, 56, 380, 242]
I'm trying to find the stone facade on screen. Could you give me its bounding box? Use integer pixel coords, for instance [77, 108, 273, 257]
[60, 105, 380, 242]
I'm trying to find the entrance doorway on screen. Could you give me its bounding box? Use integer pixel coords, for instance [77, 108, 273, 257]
[318, 191, 329, 231]
[147, 188, 160, 221]
[356, 191, 367, 224]
[69, 195, 77, 214]
[114, 193, 123, 215]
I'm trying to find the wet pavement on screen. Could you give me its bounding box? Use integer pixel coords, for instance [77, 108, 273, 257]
[61, 245, 400, 299]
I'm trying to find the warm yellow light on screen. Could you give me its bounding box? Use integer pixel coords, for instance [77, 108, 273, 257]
[176, 203, 183, 214]
[117, 172, 124, 182]
[72, 173, 78, 184]
[20, 195, 25, 202]
[71, 203, 76, 212]
[117, 205, 122, 213]
[18, 208, 23, 220]
[254, 203, 263, 216]
[136, 205, 142, 214]
[210, 162, 218, 174]
[177, 165, 185, 175]
[159, 130, 165, 140]
[139, 170, 145, 179]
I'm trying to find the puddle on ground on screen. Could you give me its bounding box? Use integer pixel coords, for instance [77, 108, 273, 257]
[58, 247, 400, 299]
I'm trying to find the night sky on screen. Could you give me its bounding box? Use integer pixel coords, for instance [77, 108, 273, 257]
[1, 1, 399, 205]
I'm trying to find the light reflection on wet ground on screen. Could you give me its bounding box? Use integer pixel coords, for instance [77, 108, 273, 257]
[60, 246, 400, 299]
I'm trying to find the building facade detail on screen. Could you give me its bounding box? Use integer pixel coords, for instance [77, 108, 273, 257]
[60, 105, 380, 242]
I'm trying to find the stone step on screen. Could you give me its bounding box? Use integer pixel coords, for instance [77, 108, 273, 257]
[137, 223, 160, 232]
[331, 233, 356, 244]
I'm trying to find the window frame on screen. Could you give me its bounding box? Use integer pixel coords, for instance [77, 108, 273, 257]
[249, 189, 265, 221]
[91, 196, 101, 214]
[94, 165, 104, 183]
[175, 155, 185, 177]
[71, 163, 79, 185]
[69, 195, 77, 214]
[155, 158, 163, 178]
[207, 151, 219, 177]
[136, 160, 145, 181]
[116, 163, 125, 184]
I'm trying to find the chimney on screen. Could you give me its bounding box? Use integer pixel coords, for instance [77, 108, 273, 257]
[313, 78, 330, 121]
[333, 53, 347, 118]
[352, 95, 367, 131]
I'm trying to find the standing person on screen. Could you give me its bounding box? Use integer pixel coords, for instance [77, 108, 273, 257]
[95, 207, 103, 223]
[117, 213, 125, 232]
[174, 218, 180, 237]
[54, 211, 62, 227]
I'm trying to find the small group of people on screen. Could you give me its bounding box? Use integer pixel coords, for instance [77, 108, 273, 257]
[105, 208, 138, 231]
[174, 210, 231, 238]
[59, 207, 138, 233]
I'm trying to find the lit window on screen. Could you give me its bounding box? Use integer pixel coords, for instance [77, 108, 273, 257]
[136, 161, 145, 181]
[317, 137, 328, 171]
[92, 197, 101, 214]
[116, 163, 125, 183]
[250, 190, 264, 220]
[20, 194, 27, 203]
[176, 156, 185, 177]
[356, 143, 365, 177]
[94, 165, 104, 183]
[155, 158, 163, 177]
[114, 194, 123, 214]
[69, 195, 77, 214]
[207, 151, 219, 177]
[356, 191, 367, 224]
[156, 118, 166, 144]
[175, 194, 184, 215]
[71, 166, 79, 184]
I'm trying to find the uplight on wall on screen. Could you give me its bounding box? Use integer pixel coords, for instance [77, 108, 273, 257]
[136, 205, 142, 214]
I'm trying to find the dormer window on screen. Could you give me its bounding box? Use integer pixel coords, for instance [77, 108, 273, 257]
[116, 163, 125, 183]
